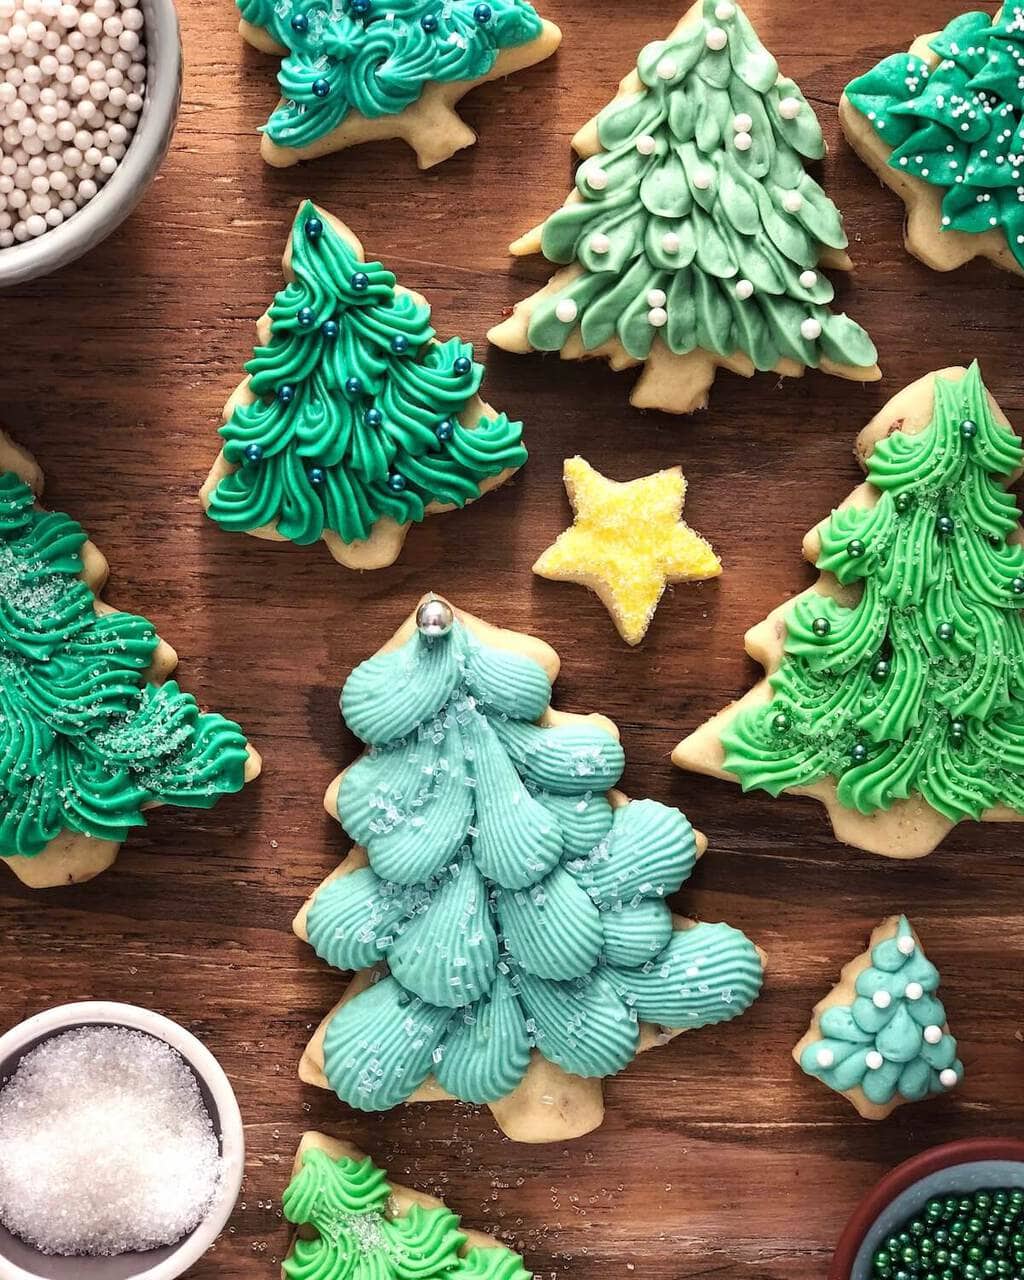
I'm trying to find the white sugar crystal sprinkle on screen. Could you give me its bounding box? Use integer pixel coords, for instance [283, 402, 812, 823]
[0, 0, 146, 249]
[0, 1026, 223, 1257]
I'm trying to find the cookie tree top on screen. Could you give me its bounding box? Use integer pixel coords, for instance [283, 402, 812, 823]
[795, 916, 962, 1119]
[674, 364, 1024, 857]
[0, 440, 256, 889]
[295, 597, 764, 1141]
[488, 0, 879, 414]
[844, 5, 1024, 274]
[238, 0, 560, 168]
[201, 203, 527, 571]
[282, 1138, 530, 1280]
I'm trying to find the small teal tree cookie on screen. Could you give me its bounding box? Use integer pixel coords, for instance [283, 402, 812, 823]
[794, 916, 963, 1119]
[283, 1134, 532, 1280]
[489, 0, 879, 414]
[674, 364, 1024, 858]
[237, 0, 561, 169]
[201, 203, 527, 571]
[294, 595, 765, 1142]
[0, 431, 260, 890]
[841, 5, 1024, 276]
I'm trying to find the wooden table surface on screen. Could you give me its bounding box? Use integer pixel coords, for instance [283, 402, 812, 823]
[2, 0, 1023, 1275]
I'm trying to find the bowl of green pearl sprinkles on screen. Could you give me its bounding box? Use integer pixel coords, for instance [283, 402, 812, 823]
[0, 1001, 244, 1280]
[0, 0, 181, 287]
[829, 1139, 1024, 1280]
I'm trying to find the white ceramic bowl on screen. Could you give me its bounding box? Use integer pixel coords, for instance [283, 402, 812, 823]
[0, 1001, 245, 1280]
[0, 0, 182, 289]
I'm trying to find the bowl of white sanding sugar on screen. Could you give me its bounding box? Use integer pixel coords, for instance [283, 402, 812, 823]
[0, 1001, 244, 1280]
[0, 0, 181, 287]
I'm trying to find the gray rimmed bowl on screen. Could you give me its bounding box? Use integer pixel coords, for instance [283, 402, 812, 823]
[0, 1001, 244, 1280]
[0, 0, 182, 288]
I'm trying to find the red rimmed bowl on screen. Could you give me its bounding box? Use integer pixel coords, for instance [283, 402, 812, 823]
[830, 1139, 1024, 1280]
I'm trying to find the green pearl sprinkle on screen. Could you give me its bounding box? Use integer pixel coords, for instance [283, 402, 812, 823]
[871, 1188, 1024, 1280]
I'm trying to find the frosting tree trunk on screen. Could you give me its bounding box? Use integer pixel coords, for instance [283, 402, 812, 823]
[237, 0, 561, 168]
[0, 432, 258, 890]
[674, 364, 1024, 858]
[488, 0, 879, 414]
[842, 4, 1024, 276]
[201, 202, 527, 571]
[295, 596, 764, 1142]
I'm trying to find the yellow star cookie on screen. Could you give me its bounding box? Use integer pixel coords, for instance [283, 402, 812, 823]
[534, 456, 721, 645]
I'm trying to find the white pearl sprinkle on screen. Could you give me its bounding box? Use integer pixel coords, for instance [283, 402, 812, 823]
[904, 981, 923, 1001]
[865, 1050, 884, 1070]
[779, 95, 801, 119]
[871, 989, 892, 1009]
[661, 231, 680, 253]
[732, 112, 752, 133]
[734, 131, 752, 152]
[587, 166, 608, 191]
[923, 1025, 943, 1045]
[692, 166, 713, 190]
[735, 278, 753, 299]
[815, 1047, 834, 1068]
[783, 190, 803, 213]
[897, 935, 916, 956]
[635, 133, 656, 155]
[555, 298, 578, 324]
[800, 317, 822, 341]
[656, 56, 677, 80]
[799, 269, 817, 287]
[705, 26, 728, 50]
[647, 306, 668, 327]
[714, 0, 734, 17]
[0, 0, 145, 248]
[589, 232, 610, 254]
[646, 287, 666, 307]
[939, 1068, 958, 1088]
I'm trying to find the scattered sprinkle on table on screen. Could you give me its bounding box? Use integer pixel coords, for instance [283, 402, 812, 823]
[0, 0, 146, 248]
[0, 1025, 223, 1256]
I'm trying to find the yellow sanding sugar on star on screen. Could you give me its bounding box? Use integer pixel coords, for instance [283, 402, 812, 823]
[533, 455, 721, 645]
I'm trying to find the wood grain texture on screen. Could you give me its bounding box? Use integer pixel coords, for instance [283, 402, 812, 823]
[1, 1, 1022, 1276]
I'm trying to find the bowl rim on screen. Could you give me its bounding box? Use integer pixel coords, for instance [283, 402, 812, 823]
[0, 1000, 245, 1280]
[0, 0, 182, 289]
[828, 1138, 1024, 1280]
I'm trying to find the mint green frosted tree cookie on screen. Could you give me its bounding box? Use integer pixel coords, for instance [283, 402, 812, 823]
[793, 916, 963, 1119]
[201, 202, 527, 571]
[489, 0, 879, 413]
[283, 1135, 531, 1280]
[294, 595, 765, 1142]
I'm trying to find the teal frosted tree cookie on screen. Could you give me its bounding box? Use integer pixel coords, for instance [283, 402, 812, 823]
[237, 0, 561, 169]
[0, 431, 260, 890]
[841, 5, 1024, 276]
[283, 1134, 532, 1280]
[294, 595, 765, 1142]
[201, 203, 527, 571]
[489, 0, 879, 414]
[793, 916, 963, 1119]
[674, 363, 1024, 858]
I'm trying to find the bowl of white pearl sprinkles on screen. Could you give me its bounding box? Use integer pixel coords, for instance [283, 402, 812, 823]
[0, 1001, 244, 1280]
[0, 0, 180, 286]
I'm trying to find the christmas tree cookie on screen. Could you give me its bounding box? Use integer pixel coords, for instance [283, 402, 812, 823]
[201, 202, 527, 570]
[283, 1134, 532, 1280]
[795, 916, 963, 1119]
[842, 6, 1024, 276]
[237, 0, 561, 169]
[294, 595, 765, 1142]
[533, 455, 721, 645]
[0, 431, 260, 889]
[674, 363, 1024, 858]
[488, 0, 879, 414]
